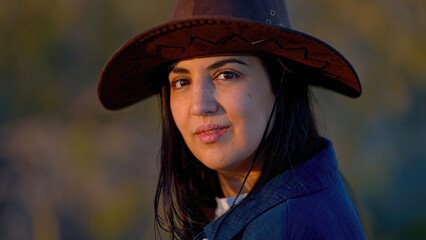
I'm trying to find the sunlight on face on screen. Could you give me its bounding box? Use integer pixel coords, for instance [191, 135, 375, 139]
[168, 55, 275, 175]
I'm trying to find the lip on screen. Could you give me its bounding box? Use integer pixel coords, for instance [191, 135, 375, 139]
[194, 124, 230, 144]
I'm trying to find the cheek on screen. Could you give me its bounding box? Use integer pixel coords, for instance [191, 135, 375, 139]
[231, 86, 274, 136]
[234, 84, 273, 115]
[225, 90, 263, 134]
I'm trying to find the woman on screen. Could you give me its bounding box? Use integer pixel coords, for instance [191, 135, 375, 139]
[98, 0, 366, 239]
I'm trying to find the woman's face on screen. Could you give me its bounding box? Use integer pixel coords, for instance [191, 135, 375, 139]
[168, 55, 275, 174]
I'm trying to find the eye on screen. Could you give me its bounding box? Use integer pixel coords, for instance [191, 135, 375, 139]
[215, 71, 240, 80]
[170, 79, 190, 89]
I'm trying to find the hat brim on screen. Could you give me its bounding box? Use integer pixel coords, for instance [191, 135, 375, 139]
[98, 16, 361, 110]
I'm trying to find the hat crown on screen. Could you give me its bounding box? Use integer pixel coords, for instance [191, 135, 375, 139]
[170, 0, 291, 28]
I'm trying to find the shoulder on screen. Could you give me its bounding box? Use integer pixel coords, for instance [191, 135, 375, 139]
[239, 175, 365, 240]
[285, 174, 365, 239]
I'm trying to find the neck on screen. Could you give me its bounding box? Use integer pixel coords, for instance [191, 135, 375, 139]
[217, 169, 261, 198]
[217, 145, 270, 198]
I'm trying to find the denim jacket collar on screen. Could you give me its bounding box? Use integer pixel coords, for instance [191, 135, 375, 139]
[196, 138, 339, 240]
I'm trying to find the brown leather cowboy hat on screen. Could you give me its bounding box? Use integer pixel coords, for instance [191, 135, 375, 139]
[98, 0, 361, 110]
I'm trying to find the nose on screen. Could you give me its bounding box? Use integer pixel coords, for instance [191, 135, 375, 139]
[190, 78, 218, 116]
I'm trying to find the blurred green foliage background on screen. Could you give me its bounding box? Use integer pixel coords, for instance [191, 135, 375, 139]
[0, 0, 425, 239]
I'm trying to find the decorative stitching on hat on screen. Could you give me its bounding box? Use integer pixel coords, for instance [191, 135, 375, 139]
[115, 28, 340, 98]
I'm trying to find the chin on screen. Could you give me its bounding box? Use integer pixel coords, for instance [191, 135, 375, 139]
[198, 158, 228, 171]
[197, 155, 246, 173]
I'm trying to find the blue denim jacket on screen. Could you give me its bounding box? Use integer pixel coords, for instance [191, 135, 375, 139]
[194, 139, 365, 240]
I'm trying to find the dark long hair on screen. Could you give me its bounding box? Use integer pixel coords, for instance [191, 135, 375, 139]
[154, 55, 321, 239]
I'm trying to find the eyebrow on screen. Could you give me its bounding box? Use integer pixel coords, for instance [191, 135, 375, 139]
[169, 58, 248, 74]
[206, 58, 248, 71]
[169, 67, 190, 74]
